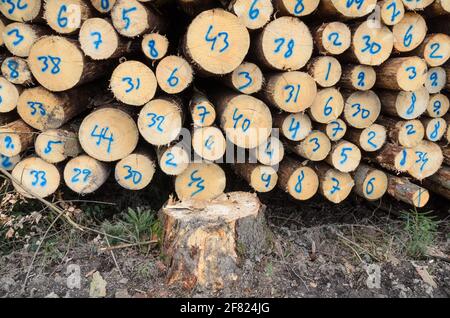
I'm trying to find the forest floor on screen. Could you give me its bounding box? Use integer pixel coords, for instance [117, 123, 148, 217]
[0, 178, 449, 298]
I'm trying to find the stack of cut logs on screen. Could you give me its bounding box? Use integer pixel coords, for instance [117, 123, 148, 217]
[0, 0, 449, 209]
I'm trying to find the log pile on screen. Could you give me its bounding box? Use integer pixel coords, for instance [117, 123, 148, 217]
[0, 0, 449, 210]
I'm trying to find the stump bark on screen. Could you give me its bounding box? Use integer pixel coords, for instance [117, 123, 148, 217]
[160, 191, 270, 291]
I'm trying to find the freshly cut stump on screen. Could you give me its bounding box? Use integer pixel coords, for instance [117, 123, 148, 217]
[160, 191, 269, 291]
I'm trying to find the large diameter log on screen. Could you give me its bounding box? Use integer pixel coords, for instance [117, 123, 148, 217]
[346, 124, 387, 152]
[340, 64, 376, 91]
[110, 60, 157, 106]
[414, 33, 450, 67]
[379, 0, 405, 26]
[213, 92, 272, 149]
[28, 36, 111, 92]
[317, 0, 377, 19]
[228, 0, 273, 30]
[174, 162, 226, 200]
[273, 112, 312, 141]
[429, 96, 449, 124]
[189, 90, 216, 127]
[79, 107, 139, 162]
[1, 57, 33, 85]
[273, 0, 319, 17]
[377, 115, 424, 148]
[183, 9, 250, 76]
[307, 56, 342, 88]
[3, 22, 50, 57]
[158, 144, 190, 176]
[222, 62, 263, 95]
[115, 150, 156, 190]
[160, 191, 269, 290]
[35, 128, 82, 164]
[423, 117, 447, 142]
[386, 174, 429, 208]
[155, 55, 194, 95]
[141, 33, 169, 61]
[352, 164, 388, 201]
[11, 157, 60, 199]
[251, 16, 313, 71]
[401, 0, 434, 10]
[313, 22, 351, 56]
[349, 21, 394, 66]
[308, 87, 344, 124]
[343, 90, 381, 128]
[79, 18, 134, 60]
[255, 136, 285, 166]
[64, 154, 110, 194]
[287, 130, 331, 162]
[368, 143, 414, 173]
[425, 67, 446, 94]
[0, 77, 21, 113]
[233, 163, 278, 193]
[317, 118, 348, 142]
[260, 71, 317, 113]
[375, 57, 428, 91]
[422, 166, 450, 200]
[0, 119, 35, 157]
[392, 12, 427, 53]
[0, 153, 21, 171]
[0, 0, 42, 22]
[278, 156, 319, 201]
[111, 0, 165, 38]
[192, 126, 226, 161]
[17, 85, 98, 131]
[326, 140, 361, 173]
[44, 0, 94, 34]
[138, 97, 184, 146]
[90, 0, 116, 13]
[311, 161, 354, 204]
[408, 140, 443, 180]
[378, 87, 429, 120]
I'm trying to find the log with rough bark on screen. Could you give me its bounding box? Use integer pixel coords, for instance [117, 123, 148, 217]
[0, 119, 35, 157]
[352, 163, 388, 201]
[422, 165, 450, 200]
[378, 87, 429, 120]
[17, 85, 99, 131]
[260, 71, 317, 113]
[34, 127, 82, 164]
[251, 16, 313, 71]
[174, 162, 226, 201]
[138, 97, 184, 146]
[426, 0, 450, 16]
[313, 22, 351, 56]
[386, 173, 430, 208]
[375, 57, 428, 91]
[377, 115, 425, 148]
[111, 0, 165, 38]
[178, 0, 217, 16]
[115, 149, 156, 190]
[182, 8, 250, 75]
[79, 106, 139, 162]
[311, 161, 354, 204]
[233, 163, 278, 193]
[28, 36, 111, 92]
[339, 64, 376, 91]
[286, 130, 332, 162]
[367, 142, 414, 173]
[277, 156, 319, 201]
[160, 191, 269, 290]
[63, 154, 110, 194]
[11, 156, 60, 198]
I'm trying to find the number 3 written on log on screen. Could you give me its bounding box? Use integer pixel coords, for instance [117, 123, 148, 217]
[205, 25, 229, 53]
[146, 113, 165, 132]
[90, 125, 114, 153]
[37, 55, 62, 74]
[30, 170, 47, 187]
[7, 28, 24, 46]
[188, 169, 205, 197]
[123, 165, 142, 184]
[28, 101, 46, 116]
[415, 151, 428, 172]
[71, 168, 91, 183]
[361, 35, 381, 55]
[122, 77, 140, 93]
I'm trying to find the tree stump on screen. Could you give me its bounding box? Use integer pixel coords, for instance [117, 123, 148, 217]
[160, 191, 270, 291]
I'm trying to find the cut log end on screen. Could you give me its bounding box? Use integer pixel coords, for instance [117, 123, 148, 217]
[190, 92, 216, 127]
[228, 62, 263, 95]
[315, 21, 351, 55]
[340, 64, 376, 91]
[12, 157, 60, 199]
[0, 119, 35, 157]
[278, 158, 319, 201]
[276, 112, 312, 142]
[44, 0, 92, 34]
[64, 154, 110, 194]
[192, 126, 226, 161]
[290, 130, 331, 162]
[90, 0, 116, 13]
[380, 0, 405, 26]
[324, 119, 347, 141]
[326, 140, 361, 173]
[425, 67, 446, 94]
[387, 174, 430, 208]
[375, 57, 428, 91]
[231, 0, 273, 30]
[1, 57, 33, 85]
[309, 88, 344, 124]
[0, 0, 41, 22]
[35, 128, 81, 164]
[141, 33, 169, 61]
[353, 164, 388, 201]
[393, 13, 427, 53]
[79, 18, 120, 60]
[352, 22, 394, 66]
[156, 55, 194, 94]
[158, 144, 190, 176]
[426, 93, 449, 117]
[308, 56, 342, 88]
[256, 136, 285, 166]
[0, 77, 20, 113]
[3, 22, 40, 58]
[0, 154, 21, 171]
[424, 117, 447, 142]
[313, 162, 355, 204]
[115, 152, 156, 190]
[344, 90, 381, 128]
[234, 163, 278, 193]
[408, 140, 443, 180]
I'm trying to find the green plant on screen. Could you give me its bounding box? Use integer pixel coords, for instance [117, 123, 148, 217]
[401, 209, 439, 259]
